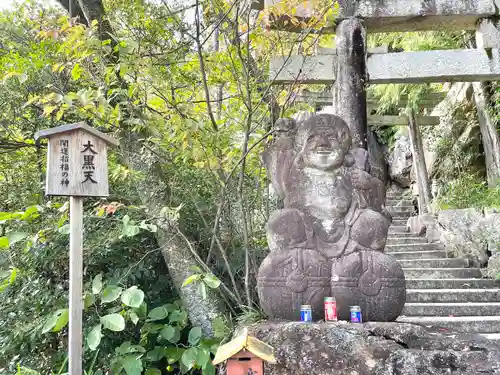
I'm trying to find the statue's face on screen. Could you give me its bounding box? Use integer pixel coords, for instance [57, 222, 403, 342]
[303, 132, 345, 170]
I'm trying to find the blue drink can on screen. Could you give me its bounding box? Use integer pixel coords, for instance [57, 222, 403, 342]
[350, 305, 362, 323]
[301, 305, 312, 322]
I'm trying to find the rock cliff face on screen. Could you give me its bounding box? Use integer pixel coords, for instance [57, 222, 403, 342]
[247, 322, 500, 375]
[388, 132, 413, 187]
[437, 208, 500, 268]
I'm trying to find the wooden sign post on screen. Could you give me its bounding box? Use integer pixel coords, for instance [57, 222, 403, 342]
[35, 123, 119, 375]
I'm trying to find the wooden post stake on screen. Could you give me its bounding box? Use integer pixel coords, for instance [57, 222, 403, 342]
[69, 196, 84, 375]
[408, 110, 432, 214]
[35, 123, 119, 375]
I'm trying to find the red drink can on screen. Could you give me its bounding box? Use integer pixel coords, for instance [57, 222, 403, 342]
[324, 297, 337, 322]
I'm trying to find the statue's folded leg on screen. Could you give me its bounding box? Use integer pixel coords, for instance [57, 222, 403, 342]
[349, 209, 390, 252]
[266, 208, 310, 252]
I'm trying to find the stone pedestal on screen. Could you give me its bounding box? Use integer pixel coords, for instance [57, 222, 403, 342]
[245, 322, 500, 375]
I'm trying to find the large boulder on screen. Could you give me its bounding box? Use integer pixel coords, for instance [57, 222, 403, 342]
[247, 322, 500, 375]
[487, 253, 500, 278]
[388, 132, 412, 187]
[483, 211, 500, 255]
[483, 211, 500, 278]
[437, 208, 489, 267]
[407, 214, 440, 242]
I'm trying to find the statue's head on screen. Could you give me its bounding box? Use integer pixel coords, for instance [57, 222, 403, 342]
[296, 114, 353, 171]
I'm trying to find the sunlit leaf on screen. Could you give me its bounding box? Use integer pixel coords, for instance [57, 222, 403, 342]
[181, 347, 198, 371]
[147, 306, 168, 321]
[182, 274, 201, 287]
[121, 286, 145, 308]
[101, 285, 123, 303]
[203, 274, 221, 289]
[42, 309, 68, 333]
[87, 324, 102, 350]
[188, 327, 202, 346]
[101, 313, 125, 331]
[92, 273, 103, 294]
[122, 355, 143, 375]
[58, 224, 70, 234]
[71, 63, 83, 81]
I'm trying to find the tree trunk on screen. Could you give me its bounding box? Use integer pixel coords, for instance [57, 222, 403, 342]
[57, 0, 88, 24]
[57, 0, 225, 335]
[122, 137, 224, 335]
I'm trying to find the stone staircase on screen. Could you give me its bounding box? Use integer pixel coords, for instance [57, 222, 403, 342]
[385, 190, 500, 337]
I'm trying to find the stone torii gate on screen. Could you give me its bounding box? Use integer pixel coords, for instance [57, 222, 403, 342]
[259, 0, 500, 213]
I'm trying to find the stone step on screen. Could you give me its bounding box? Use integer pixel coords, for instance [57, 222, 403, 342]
[406, 288, 500, 303]
[481, 333, 500, 340]
[388, 225, 408, 234]
[386, 207, 415, 217]
[403, 302, 500, 317]
[387, 205, 414, 213]
[389, 250, 448, 260]
[387, 231, 416, 237]
[386, 243, 445, 252]
[403, 268, 482, 279]
[386, 237, 428, 245]
[406, 278, 500, 289]
[386, 193, 409, 199]
[397, 316, 500, 334]
[390, 211, 414, 218]
[386, 199, 413, 206]
[398, 258, 468, 268]
[390, 219, 408, 226]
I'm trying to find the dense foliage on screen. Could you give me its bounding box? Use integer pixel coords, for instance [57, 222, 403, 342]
[0, 0, 499, 374]
[0, 0, 334, 373]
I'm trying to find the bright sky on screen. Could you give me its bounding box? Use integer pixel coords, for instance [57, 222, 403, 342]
[0, 0, 58, 9]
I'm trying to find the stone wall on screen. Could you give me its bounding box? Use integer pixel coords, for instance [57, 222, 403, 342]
[437, 208, 500, 270]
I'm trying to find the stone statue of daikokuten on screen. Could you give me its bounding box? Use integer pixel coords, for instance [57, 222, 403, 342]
[262, 113, 390, 260]
[258, 113, 405, 322]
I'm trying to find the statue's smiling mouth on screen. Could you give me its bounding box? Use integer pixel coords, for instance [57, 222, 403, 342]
[314, 149, 333, 155]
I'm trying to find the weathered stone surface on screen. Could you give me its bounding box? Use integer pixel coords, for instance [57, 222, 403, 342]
[367, 129, 388, 186]
[246, 322, 500, 375]
[259, 113, 397, 321]
[425, 83, 471, 177]
[257, 249, 331, 321]
[438, 208, 489, 267]
[406, 214, 440, 242]
[483, 212, 500, 254]
[259, 0, 497, 32]
[331, 251, 406, 321]
[332, 18, 367, 150]
[367, 48, 500, 84]
[389, 132, 412, 187]
[487, 253, 500, 279]
[407, 216, 426, 236]
[318, 107, 389, 217]
[270, 49, 500, 85]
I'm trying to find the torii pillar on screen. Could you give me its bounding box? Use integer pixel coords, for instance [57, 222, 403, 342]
[332, 18, 368, 151]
